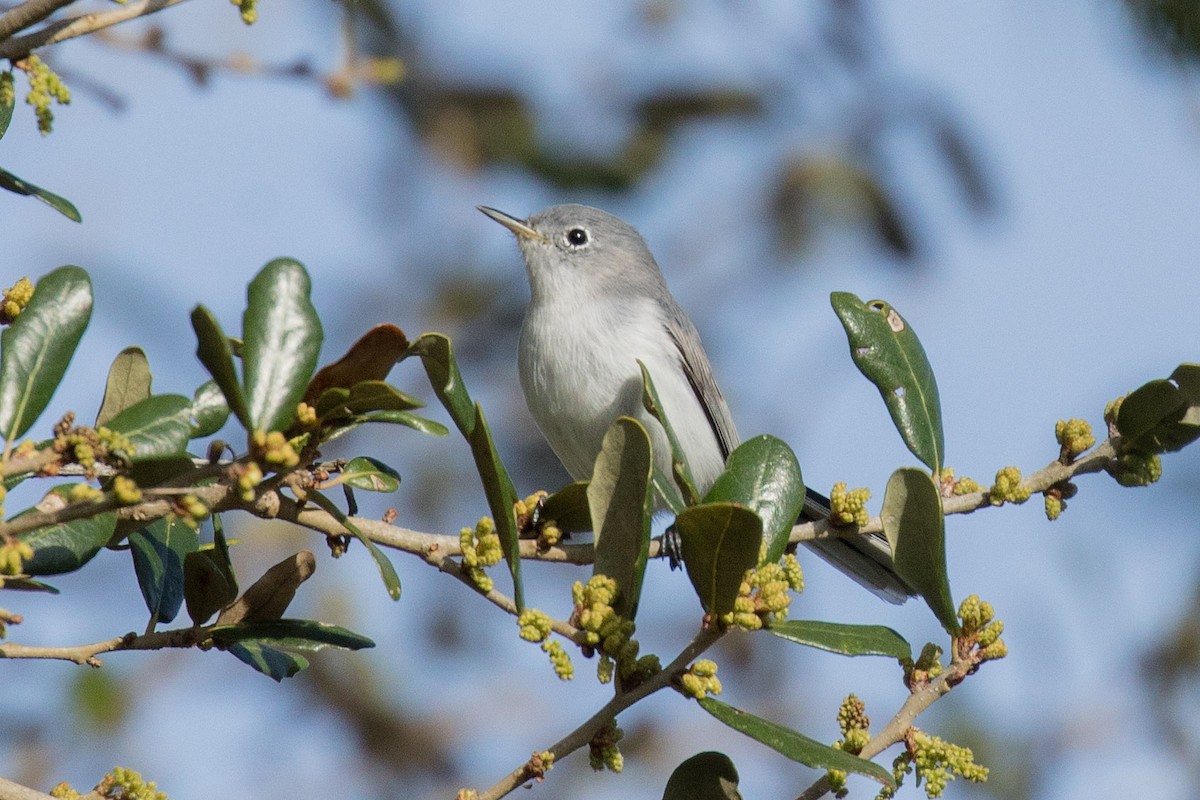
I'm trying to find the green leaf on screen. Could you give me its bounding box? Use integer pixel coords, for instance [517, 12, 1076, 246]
[881, 467, 958, 634]
[243, 258, 323, 433]
[322, 409, 448, 442]
[342, 456, 401, 493]
[190, 379, 231, 438]
[662, 752, 741, 800]
[831, 293, 944, 472]
[674, 503, 762, 617]
[314, 380, 423, 419]
[18, 510, 117, 575]
[191, 305, 250, 430]
[639, 360, 700, 506]
[183, 523, 238, 626]
[0, 77, 12, 140]
[0, 577, 59, 593]
[405, 333, 524, 610]
[588, 418, 654, 619]
[540, 481, 592, 534]
[105, 394, 193, 459]
[698, 698, 894, 786]
[129, 516, 199, 624]
[0, 266, 92, 441]
[0, 166, 81, 221]
[95, 347, 152, 427]
[225, 640, 309, 681]
[1116, 364, 1200, 454]
[704, 435, 804, 566]
[768, 619, 912, 659]
[308, 490, 401, 601]
[210, 619, 375, 651]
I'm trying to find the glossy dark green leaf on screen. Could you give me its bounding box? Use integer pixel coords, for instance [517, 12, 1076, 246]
[0, 167, 81, 221]
[698, 698, 894, 786]
[0, 266, 92, 441]
[191, 305, 250, 430]
[243, 258, 323, 433]
[129, 516, 199, 624]
[225, 640, 308, 681]
[183, 524, 238, 626]
[190, 380, 231, 438]
[588, 418, 654, 619]
[768, 619, 911, 659]
[18, 509, 117, 575]
[96, 347, 152, 426]
[405, 333, 523, 609]
[210, 619, 375, 651]
[1116, 364, 1200, 454]
[314, 380, 423, 419]
[127, 454, 198, 487]
[0, 77, 12, 140]
[105, 394, 193, 460]
[675, 503, 762, 617]
[0, 577, 59, 592]
[662, 752, 742, 800]
[342, 456, 401, 493]
[639, 360, 700, 506]
[704, 435, 804, 566]
[831, 293, 944, 472]
[881, 468, 957, 634]
[308, 490, 401, 601]
[541, 481, 592, 534]
[322, 409, 448, 442]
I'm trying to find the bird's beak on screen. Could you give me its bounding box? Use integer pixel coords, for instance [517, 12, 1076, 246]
[477, 206, 548, 243]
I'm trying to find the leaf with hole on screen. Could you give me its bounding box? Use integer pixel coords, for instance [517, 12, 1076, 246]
[342, 456, 401, 493]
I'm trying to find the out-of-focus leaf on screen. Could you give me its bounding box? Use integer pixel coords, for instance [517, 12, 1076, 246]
[303, 323, 409, 404]
[0, 78, 12, 140]
[674, 503, 762, 617]
[308, 490, 401, 601]
[405, 333, 523, 609]
[342, 456, 401, 493]
[129, 516, 199, 624]
[183, 524, 237, 626]
[216, 551, 316, 625]
[541, 481, 591, 534]
[0, 266, 92, 441]
[242, 258, 323, 433]
[704, 435, 804, 566]
[191, 305, 250, 430]
[190, 379, 231, 438]
[210, 619, 375, 651]
[18, 509, 116, 576]
[881, 468, 957, 634]
[588, 418, 653, 619]
[105, 394, 193, 459]
[1116, 363, 1200, 454]
[662, 751, 741, 800]
[639, 360, 699, 506]
[768, 619, 911, 659]
[225, 640, 308, 681]
[831, 293, 944, 473]
[698, 697, 894, 786]
[95, 347, 152, 426]
[0, 167, 81, 221]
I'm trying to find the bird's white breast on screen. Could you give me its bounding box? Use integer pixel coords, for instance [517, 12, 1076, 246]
[519, 293, 727, 495]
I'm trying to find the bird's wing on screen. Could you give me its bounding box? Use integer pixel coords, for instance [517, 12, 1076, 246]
[664, 308, 739, 459]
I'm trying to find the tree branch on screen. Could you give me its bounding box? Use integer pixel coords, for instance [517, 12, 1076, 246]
[0, 775, 58, 800]
[0, 0, 193, 61]
[0, 625, 200, 666]
[0, 0, 75, 44]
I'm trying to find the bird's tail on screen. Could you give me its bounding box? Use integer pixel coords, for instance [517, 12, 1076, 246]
[799, 488, 916, 605]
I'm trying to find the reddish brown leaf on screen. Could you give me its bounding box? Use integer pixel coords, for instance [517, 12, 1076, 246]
[303, 324, 409, 404]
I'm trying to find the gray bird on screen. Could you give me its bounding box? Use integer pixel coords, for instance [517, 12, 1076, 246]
[479, 203, 913, 603]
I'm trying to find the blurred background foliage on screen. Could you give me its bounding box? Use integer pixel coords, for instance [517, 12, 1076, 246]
[1, 1, 1199, 799]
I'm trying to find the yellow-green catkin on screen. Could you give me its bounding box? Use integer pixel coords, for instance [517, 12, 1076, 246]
[829, 481, 870, 527]
[250, 430, 299, 469]
[679, 658, 722, 700]
[230, 0, 257, 25]
[0, 539, 34, 575]
[517, 608, 552, 642]
[294, 402, 318, 429]
[939, 467, 983, 495]
[1055, 418, 1095, 461]
[588, 719, 624, 773]
[542, 640, 573, 680]
[958, 594, 1007, 663]
[460, 517, 502, 592]
[1110, 451, 1162, 487]
[572, 575, 659, 685]
[0, 276, 33, 324]
[723, 557, 799, 630]
[987, 466, 1030, 505]
[21, 55, 70, 135]
[910, 730, 988, 798]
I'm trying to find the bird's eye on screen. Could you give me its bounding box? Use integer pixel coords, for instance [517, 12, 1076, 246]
[566, 228, 590, 247]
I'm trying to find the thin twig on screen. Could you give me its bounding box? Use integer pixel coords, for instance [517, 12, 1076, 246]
[0, 0, 74, 44]
[0, 0, 192, 61]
